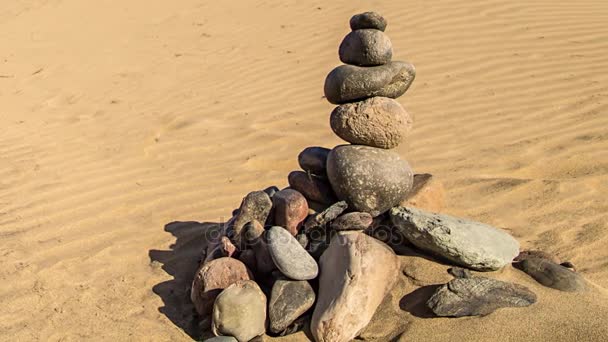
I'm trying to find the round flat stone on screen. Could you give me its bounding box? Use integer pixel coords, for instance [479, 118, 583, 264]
[350, 12, 387, 31]
[267, 226, 319, 280]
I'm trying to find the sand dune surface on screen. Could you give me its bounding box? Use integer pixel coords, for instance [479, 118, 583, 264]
[1, 0, 607, 341]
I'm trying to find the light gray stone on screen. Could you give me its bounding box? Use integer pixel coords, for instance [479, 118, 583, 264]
[267, 226, 319, 280]
[427, 277, 537, 317]
[212, 280, 266, 342]
[390, 206, 520, 271]
[311, 232, 399, 342]
[324, 61, 415, 104]
[327, 145, 414, 217]
[339, 29, 392, 66]
[330, 97, 412, 149]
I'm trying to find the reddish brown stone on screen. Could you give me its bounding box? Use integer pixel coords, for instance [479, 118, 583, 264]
[400, 173, 446, 213]
[273, 189, 309, 236]
[288, 171, 337, 204]
[203, 236, 237, 264]
[190, 257, 253, 316]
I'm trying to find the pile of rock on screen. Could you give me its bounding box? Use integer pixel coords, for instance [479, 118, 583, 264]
[188, 12, 587, 342]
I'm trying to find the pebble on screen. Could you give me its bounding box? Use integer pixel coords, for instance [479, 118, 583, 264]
[268, 279, 316, 334]
[514, 257, 586, 292]
[273, 189, 309, 236]
[267, 226, 319, 280]
[298, 146, 330, 176]
[350, 11, 387, 31]
[339, 29, 392, 66]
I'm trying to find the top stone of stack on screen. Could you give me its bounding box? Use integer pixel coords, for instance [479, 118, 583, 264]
[350, 12, 388, 31]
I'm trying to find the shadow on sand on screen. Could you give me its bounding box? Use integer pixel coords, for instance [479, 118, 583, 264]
[149, 221, 222, 340]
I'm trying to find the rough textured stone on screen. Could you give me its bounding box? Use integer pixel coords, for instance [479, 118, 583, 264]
[330, 97, 412, 149]
[339, 29, 392, 66]
[427, 277, 537, 317]
[448, 267, 473, 279]
[327, 145, 414, 217]
[191, 258, 253, 316]
[331, 212, 373, 231]
[514, 257, 586, 292]
[298, 147, 330, 176]
[324, 61, 415, 104]
[350, 12, 387, 31]
[212, 280, 266, 342]
[390, 206, 520, 271]
[273, 189, 309, 236]
[203, 236, 237, 264]
[399, 173, 446, 212]
[288, 171, 337, 204]
[304, 201, 348, 232]
[267, 226, 319, 280]
[311, 232, 399, 342]
[269, 279, 316, 334]
[232, 191, 272, 244]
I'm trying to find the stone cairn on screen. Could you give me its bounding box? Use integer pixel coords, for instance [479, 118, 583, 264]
[190, 12, 586, 342]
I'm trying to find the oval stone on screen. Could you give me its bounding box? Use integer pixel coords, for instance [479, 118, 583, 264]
[324, 61, 415, 104]
[350, 12, 387, 31]
[273, 189, 309, 236]
[298, 146, 330, 175]
[269, 279, 316, 334]
[327, 145, 414, 216]
[212, 280, 266, 342]
[267, 226, 319, 280]
[288, 171, 337, 204]
[330, 97, 412, 148]
[191, 258, 253, 316]
[339, 29, 392, 66]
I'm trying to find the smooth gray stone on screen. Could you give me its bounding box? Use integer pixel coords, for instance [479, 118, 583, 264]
[324, 61, 415, 104]
[330, 96, 412, 149]
[298, 146, 330, 176]
[390, 206, 520, 271]
[269, 279, 316, 334]
[514, 257, 586, 292]
[427, 277, 537, 317]
[350, 11, 387, 31]
[267, 226, 319, 280]
[327, 145, 413, 217]
[339, 29, 392, 66]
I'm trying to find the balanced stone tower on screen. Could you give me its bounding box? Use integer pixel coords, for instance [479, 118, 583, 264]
[323, 11, 416, 217]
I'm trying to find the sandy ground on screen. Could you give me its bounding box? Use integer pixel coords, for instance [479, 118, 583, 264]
[1, 0, 608, 341]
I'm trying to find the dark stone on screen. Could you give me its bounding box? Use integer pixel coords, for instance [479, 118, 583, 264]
[514, 257, 586, 292]
[288, 171, 337, 204]
[427, 277, 537, 317]
[324, 61, 415, 104]
[304, 201, 348, 232]
[268, 279, 316, 334]
[331, 212, 373, 231]
[339, 29, 392, 66]
[448, 267, 473, 279]
[514, 250, 561, 264]
[232, 191, 272, 245]
[330, 97, 412, 149]
[298, 147, 330, 176]
[263, 186, 280, 198]
[350, 11, 387, 31]
[327, 145, 414, 217]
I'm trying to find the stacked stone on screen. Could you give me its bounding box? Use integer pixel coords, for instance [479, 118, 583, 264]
[186, 11, 572, 342]
[323, 12, 417, 217]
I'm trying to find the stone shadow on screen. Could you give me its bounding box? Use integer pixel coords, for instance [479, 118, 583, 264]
[149, 221, 223, 340]
[399, 285, 441, 318]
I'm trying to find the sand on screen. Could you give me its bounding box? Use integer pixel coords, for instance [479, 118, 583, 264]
[1, 0, 607, 341]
